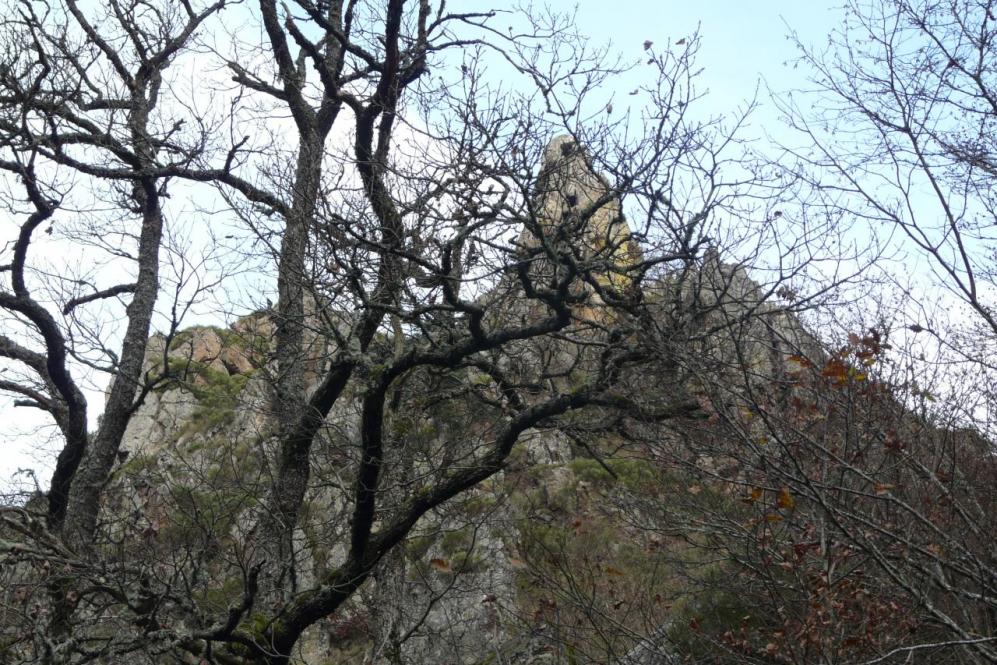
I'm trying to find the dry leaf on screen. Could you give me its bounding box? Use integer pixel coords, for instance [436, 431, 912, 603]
[787, 354, 812, 368]
[777, 487, 796, 510]
[429, 558, 452, 573]
[742, 487, 763, 504]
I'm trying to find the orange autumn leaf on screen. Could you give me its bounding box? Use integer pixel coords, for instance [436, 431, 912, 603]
[429, 558, 452, 573]
[787, 354, 812, 368]
[821, 358, 849, 383]
[777, 487, 796, 510]
[742, 486, 763, 504]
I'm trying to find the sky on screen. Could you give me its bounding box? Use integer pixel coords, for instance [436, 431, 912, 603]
[563, 0, 843, 143]
[571, 1, 839, 104]
[0, 1, 847, 491]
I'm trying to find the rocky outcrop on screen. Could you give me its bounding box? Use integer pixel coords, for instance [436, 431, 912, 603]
[519, 135, 643, 294]
[84, 137, 823, 665]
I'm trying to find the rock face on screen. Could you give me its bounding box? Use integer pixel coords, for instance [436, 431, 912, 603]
[520, 135, 643, 293]
[95, 137, 820, 665]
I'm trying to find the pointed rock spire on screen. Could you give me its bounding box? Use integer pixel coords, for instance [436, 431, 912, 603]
[520, 135, 642, 291]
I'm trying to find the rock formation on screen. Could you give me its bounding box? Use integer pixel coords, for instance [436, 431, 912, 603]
[2, 137, 827, 665]
[519, 135, 643, 294]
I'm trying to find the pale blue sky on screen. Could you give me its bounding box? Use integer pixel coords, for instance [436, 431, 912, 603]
[452, 1, 845, 137]
[571, 1, 843, 136]
[571, 1, 840, 88]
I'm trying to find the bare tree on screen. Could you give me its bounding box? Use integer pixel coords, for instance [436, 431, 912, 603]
[781, 0, 997, 428]
[639, 2, 997, 662]
[0, 2, 835, 664]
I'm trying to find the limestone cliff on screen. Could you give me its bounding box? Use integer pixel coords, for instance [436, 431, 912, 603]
[47, 137, 822, 665]
[102, 280, 814, 664]
[519, 135, 643, 294]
